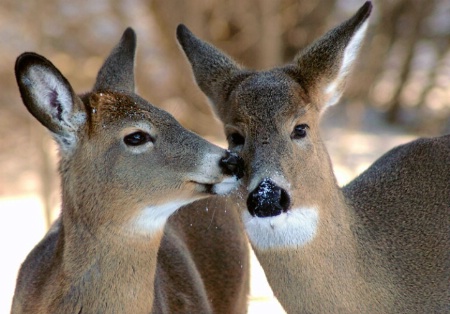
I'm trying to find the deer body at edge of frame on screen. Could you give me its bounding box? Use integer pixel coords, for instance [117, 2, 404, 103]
[11, 28, 249, 314]
[177, 1, 450, 313]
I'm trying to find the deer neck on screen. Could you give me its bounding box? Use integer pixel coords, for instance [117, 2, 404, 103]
[251, 187, 388, 313]
[57, 197, 162, 312]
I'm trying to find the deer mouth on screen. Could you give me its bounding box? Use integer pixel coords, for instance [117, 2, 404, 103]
[189, 150, 244, 196]
[247, 178, 291, 217]
[192, 176, 240, 196]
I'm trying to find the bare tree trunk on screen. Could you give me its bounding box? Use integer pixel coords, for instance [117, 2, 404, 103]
[417, 41, 449, 108]
[37, 128, 55, 229]
[149, 0, 225, 141]
[258, 0, 282, 68]
[347, 0, 407, 101]
[386, 0, 434, 123]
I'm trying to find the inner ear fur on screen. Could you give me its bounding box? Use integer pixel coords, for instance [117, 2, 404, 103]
[15, 52, 83, 136]
[291, 1, 372, 110]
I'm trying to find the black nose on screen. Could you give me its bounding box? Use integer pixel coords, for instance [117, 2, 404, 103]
[247, 178, 290, 217]
[220, 150, 245, 179]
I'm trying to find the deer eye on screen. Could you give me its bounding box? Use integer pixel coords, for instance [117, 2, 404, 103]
[124, 131, 154, 146]
[291, 124, 309, 140]
[228, 132, 245, 147]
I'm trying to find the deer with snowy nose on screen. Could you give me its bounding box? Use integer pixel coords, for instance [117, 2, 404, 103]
[177, 1, 450, 313]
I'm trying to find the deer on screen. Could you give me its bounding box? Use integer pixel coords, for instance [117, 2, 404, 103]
[11, 27, 250, 314]
[176, 1, 450, 313]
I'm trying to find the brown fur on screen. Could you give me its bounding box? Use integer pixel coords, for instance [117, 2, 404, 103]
[177, 2, 450, 313]
[156, 197, 250, 314]
[12, 28, 249, 314]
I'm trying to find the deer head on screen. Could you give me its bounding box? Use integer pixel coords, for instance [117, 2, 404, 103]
[177, 2, 372, 248]
[15, 28, 244, 237]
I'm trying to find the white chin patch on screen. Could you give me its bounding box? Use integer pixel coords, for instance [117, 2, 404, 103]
[212, 176, 239, 195]
[130, 199, 195, 235]
[242, 207, 318, 250]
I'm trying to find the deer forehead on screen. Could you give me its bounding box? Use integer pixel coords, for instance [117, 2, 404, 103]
[229, 71, 309, 123]
[85, 92, 173, 134]
[88, 92, 147, 123]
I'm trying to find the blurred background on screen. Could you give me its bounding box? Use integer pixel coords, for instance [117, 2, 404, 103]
[0, 0, 449, 313]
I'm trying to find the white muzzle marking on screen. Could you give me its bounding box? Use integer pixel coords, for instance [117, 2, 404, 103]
[212, 176, 240, 195]
[242, 207, 318, 250]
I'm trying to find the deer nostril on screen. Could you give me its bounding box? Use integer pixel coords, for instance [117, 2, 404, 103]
[220, 150, 245, 179]
[247, 179, 291, 218]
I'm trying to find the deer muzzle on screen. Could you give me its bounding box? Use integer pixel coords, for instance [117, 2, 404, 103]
[220, 150, 245, 179]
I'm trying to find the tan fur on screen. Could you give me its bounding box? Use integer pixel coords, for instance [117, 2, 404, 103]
[12, 28, 249, 314]
[177, 2, 450, 313]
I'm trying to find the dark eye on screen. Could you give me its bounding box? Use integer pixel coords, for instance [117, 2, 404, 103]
[291, 124, 309, 140]
[228, 132, 245, 147]
[124, 131, 154, 146]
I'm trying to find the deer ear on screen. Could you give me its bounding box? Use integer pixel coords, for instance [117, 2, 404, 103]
[15, 52, 86, 151]
[94, 27, 137, 92]
[176, 24, 244, 116]
[292, 1, 372, 110]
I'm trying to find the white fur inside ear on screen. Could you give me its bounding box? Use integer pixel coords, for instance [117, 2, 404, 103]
[27, 66, 74, 122]
[242, 207, 319, 250]
[131, 199, 194, 235]
[324, 20, 369, 107]
[26, 66, 86, 151]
